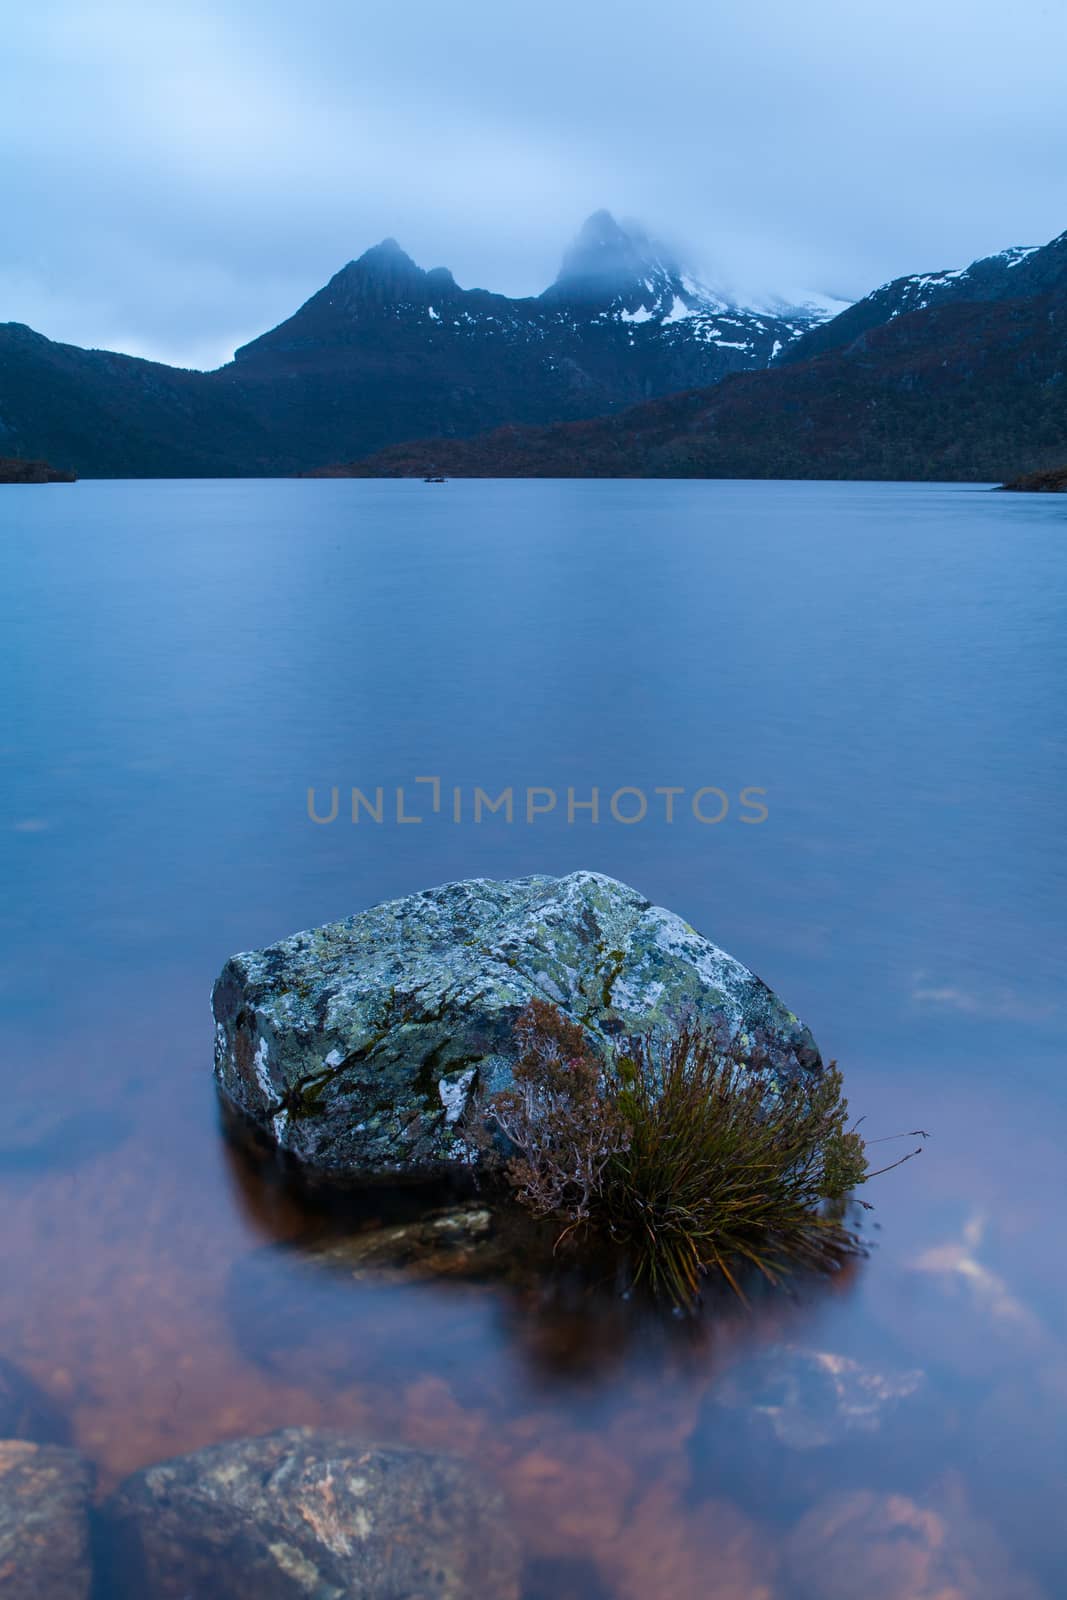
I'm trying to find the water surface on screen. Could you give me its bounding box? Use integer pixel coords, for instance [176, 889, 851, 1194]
[1, 479, 1064, 1596]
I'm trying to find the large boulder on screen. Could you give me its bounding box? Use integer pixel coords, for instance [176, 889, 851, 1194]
[213, 871, 821, 1180]
[103, 1428, 520, 1600]
[0, 1441, 94, 1600]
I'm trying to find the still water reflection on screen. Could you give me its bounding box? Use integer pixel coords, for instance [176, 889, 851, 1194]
[0, 479, 1064, 1596]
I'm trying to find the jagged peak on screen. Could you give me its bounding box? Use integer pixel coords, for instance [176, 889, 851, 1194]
[568, 208, 651, 256]
[349, 237, 422, 276]
[551, 211, 673, 296]
[542, 210, 731, 323]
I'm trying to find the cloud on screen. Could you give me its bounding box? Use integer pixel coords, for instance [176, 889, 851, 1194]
[3, 0, 1066, 365]
[910, 974, 1058, 1024]
[912, 1213, 1046, 1343]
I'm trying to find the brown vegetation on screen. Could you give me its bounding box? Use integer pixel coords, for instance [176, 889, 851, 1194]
[476, 1000, 873, 1308]
[0, 456, 76, 483]
[999, 464, 1067, 492]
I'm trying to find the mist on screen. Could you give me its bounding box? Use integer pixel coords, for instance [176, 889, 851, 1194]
[4, 0, 1065, 367]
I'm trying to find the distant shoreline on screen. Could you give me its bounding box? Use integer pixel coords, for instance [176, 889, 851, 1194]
[0, 457, 76, 484]
[998, 465, 1067, 493]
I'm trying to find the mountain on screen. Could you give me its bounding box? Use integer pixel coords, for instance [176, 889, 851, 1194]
[778, 229, 1067, 365]
[0, 213, 837, 477]
[540, 209, 826, 353]
[0, 322, 278, 478]
[321, 233, 1067, 482]
[217, 213, 832, 467]
[7, 214, 1062, 482]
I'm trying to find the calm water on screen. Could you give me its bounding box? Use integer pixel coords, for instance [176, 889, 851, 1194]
[1, 479, 1064, 1597]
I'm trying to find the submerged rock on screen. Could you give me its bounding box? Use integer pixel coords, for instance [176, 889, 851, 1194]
[213, 871, 821, 1180]
[710, 1346, 924, 1451]
[0, 1441, 94, 1599]
[294, 1201, 522, 1284]
[226, 1200, 647, 1398]
[236, 1201, 562, 1311]
[104, 1427, 520, 1599]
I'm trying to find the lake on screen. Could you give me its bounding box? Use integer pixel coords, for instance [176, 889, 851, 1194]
[1, 478, 1064, 1597]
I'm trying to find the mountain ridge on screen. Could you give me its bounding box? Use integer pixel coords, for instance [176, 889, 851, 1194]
[2, 213, 1064, 479]
[779, 229, 1067, 366]
[319, 263, 1067, 483]
[0, 211, 838, 476]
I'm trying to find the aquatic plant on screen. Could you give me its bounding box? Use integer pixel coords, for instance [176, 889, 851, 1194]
[478, 999, 879, 1309]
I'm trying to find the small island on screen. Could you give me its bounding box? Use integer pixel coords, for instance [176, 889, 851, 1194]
[0, 456, 77, 484]
[999, 464, 1067, 493]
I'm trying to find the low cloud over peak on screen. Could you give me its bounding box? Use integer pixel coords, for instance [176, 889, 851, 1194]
[3, 0, 1065, 367]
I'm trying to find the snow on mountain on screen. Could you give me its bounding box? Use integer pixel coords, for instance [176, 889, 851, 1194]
[234, 210, 848, 382]
[780, 232, 1067, 367]
[535, 211, 843, 368]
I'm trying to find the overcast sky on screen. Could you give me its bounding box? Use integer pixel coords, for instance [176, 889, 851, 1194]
[4, 0, 1066, 369]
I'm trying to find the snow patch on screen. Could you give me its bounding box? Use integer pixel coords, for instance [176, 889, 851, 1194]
[663, 295, 696, 324]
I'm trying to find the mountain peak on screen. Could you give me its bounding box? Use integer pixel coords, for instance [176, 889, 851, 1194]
[353, 237, 421, 276]
[320, 237, 428, 309]
[571, 208, 638, 253]
[543, 210, 726, 322]
[551, 211, 668, 299]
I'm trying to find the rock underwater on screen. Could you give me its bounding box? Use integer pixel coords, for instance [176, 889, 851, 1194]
[102, 1428, 520, 1600]
[212, 871, 822, 1181]
[0, 1441, 94, 1600]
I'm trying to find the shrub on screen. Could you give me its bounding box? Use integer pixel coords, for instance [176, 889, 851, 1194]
[486, 999, 631, 1225]
[476, 1000, 876, 1308]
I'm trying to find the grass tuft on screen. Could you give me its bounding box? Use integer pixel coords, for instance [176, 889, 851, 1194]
[475, 999, 891, 1309]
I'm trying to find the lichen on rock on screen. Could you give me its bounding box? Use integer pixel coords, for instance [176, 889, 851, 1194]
[212, 871, 822, 1181]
